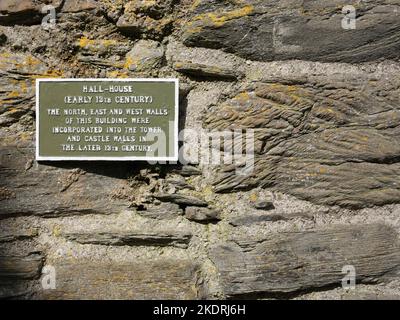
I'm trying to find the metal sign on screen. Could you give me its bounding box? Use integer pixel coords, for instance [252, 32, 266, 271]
[36, 78, 178, 161]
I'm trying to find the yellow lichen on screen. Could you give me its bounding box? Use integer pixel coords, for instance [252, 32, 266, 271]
[19, 132, 33, 140]
[190, 0, 202, 10]
[107, 70, 130, 78]
[123, 56, 136, 70]
[52, 225, 61, 237]
[249, 193, 258, 202]
[32, 69, 64, 79]
[201, 185, 214, 197]
[186, 5, 254, 32]
[24, 55, 40, 66]
[78, 37, 119, 50]
[6, 91, 20, 98]
[79, 36, 90, 47]
[236, 92, 250, 101]
[319, 167, 327, 174]
[173, 62, 184, 68]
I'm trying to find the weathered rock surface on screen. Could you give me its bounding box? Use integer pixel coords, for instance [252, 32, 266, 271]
[0, 144, 133, 218]
[0, 50, 63, 127]
[0, 252, 43, 279]
[182, 0, 400, 63]
[76, 37, 132, 70]
[38, 259, 199, 299]
[228, 214, 286, 226]
[61, 0, 98, 13]
[0, 250, 43, 299]
[185, 206, 220, 223]
[206, 77, 400, 208]
[138, 202, 184, 219]
[0, 228, 38, 242]
[116, 0, 178, 40]
[77, 36, 127, 55]
[0, 281, 33, 299]
[125, 39, 164, 72]
[210, 224, 400, 297]
[252, 198, 274, 210]
[173, 61, 242, 80]
[62, 230, 192, 248]
[164, 175, 195, 191]
[154, 193, 208, 207]
[171, 165, 202, 177]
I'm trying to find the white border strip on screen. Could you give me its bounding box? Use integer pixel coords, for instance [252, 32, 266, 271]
[36, 78, 179, 161]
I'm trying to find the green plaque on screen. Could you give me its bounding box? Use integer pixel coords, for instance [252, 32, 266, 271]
[36, 79, 179, 161]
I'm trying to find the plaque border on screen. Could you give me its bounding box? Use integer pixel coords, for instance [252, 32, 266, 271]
[36, 78, 179, 161]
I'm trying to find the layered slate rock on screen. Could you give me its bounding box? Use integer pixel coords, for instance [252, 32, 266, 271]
[61, 230, 192, 248]
[206, 78, 400, 208]
[138, 202, 184, 220]
[76, 37, 131, 69]
[0, 252, 43, 279]
[0, 50, 63, 127]
[0, 252, 44, 299]
[116, 0, 178, 40]
[39, 259, 199, 299]
[154, 193, 208, 207]
[0, 0, 97, 26]
[185, 206, 221, 223]
[181, 0, 400, 63]
[125, 40, 164, 72]
[0, 228, 38, 242]
[173, 61, 242, 80]
[164, 175, 195, 191]
[228, 213, 287, 226]
[210, 224, 400, 298]
[0, 143, 133, 218]
[61, 0, 98, 13]
[171, 165, 202, 177]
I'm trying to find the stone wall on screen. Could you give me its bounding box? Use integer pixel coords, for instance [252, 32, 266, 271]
[1, 0, 400, 300]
